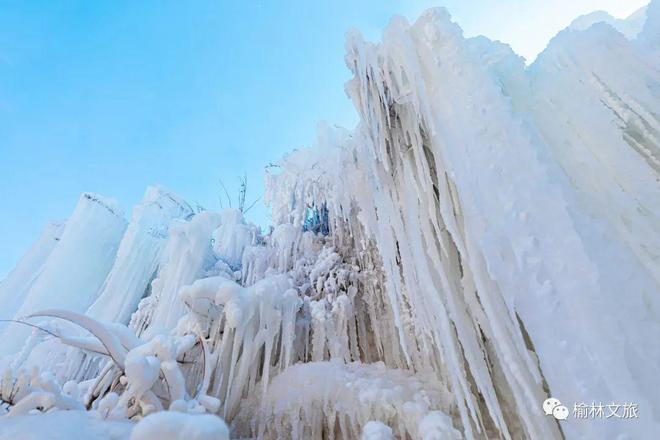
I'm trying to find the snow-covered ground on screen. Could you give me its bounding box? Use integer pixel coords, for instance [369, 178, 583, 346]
[0, 2, 658, 439]
[0, 411, 132, 440]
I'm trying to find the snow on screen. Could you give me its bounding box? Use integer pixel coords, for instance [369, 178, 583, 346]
[418, 412, 462, 440]
[130, 412, 229, 440]
[0, 1, 659, 439]
[361, 421, 393, 440]
[0, 410, 227, 440]
[0, 411, 132, 440]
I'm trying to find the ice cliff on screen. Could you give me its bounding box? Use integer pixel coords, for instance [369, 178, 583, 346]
[0, 3, 658, 439]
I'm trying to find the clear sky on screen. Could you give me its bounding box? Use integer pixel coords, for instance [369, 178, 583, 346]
[0, 0, 648, 278]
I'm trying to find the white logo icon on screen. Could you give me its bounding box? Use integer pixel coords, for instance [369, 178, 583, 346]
[553, 405, 569, 420]
[543, 397, 561, 416]
[543, 397, 568, 420]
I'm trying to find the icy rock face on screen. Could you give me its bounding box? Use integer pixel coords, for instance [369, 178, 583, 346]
[0, 221, 64, 334]
[333, 5, 659, 439]
[1, 3, 659, 440]
[339, 12, 561, 439]
[569, 8, 647, 39]
[0, 193, 126, 357]
[640, 0, 660, 60]
[530, 25, 660, 282]
[87, 186, 195, 324]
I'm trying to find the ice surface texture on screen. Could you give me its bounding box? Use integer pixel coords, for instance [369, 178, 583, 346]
[0, 3, 658, 439]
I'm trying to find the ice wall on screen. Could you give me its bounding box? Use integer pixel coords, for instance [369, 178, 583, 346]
[266, 3, 660, 437]
[315, 6, 658, 438]
[0, 193, 126, 357]
[1, 3, 658, 440]
[0, 221, 64, 334]
[569, 8, 647, 39]
[87, 186, 194, 324]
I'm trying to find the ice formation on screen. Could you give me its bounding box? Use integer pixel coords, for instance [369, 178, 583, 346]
[87, 186, 196, 325]
[0, 221, 64, 335]
[1, 2, 659, 439]
[0, 193, 126, 357]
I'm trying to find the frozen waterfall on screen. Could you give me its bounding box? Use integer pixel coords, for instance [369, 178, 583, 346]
[1, 3, 658, 439]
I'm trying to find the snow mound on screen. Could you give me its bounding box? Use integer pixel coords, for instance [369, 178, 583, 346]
[361, 421, 393, 440]
[0, 411, 132, 440]
[130, 411, 228, 440]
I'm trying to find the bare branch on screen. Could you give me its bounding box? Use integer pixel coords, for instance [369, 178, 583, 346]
[218, 178, 232, 208]
[0, 319, 60, 338]
[243, 196, 261, 214]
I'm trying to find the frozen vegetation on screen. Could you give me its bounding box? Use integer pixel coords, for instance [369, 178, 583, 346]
[0, 2, 659, 439]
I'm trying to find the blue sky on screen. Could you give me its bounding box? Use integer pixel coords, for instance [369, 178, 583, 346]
[0, 0, 647, 277]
